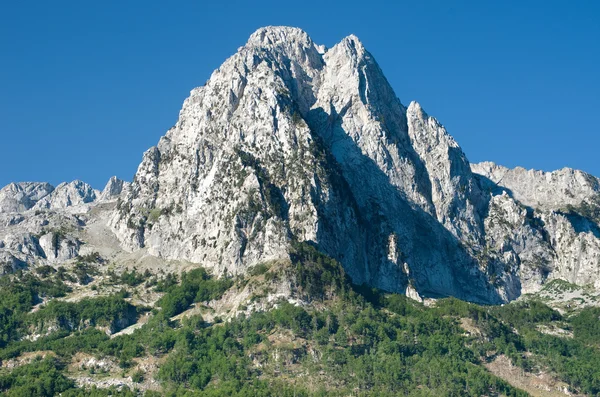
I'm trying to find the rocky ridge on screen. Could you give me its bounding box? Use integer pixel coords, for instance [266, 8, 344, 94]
[1, 26, 599, 304]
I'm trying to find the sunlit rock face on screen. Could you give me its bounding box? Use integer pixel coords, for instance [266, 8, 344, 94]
[472, 162, 600, 294]
[2, 27, 600, 304]
[0, 182, 54, 213]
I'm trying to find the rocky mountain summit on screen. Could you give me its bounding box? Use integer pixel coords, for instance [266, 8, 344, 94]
[1, 26, 599, 304]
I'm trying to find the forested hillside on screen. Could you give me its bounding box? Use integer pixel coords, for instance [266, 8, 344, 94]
[0, 243, 599, 396]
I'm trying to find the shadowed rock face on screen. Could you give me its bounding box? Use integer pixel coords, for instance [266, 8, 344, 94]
[2, 26, 600, 304]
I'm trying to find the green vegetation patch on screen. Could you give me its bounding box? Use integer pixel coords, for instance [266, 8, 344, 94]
[158, 268, 233, 317]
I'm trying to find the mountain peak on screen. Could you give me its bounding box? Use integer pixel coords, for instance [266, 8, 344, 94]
[246, 26, 315, 48]
[109, 26, 506, 303]
[100, 176, 128, 201]
[325, 33, 371, 66]
[407, 101, 424, 115]
[339, 33, 365, 51]
[33, 180, 97, 210]
[0, 182, 54, 213]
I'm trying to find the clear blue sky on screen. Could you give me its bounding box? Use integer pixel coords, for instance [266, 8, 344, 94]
[1, 0, 598, 189]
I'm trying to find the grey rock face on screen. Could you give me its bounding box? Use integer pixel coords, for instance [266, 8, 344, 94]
[1, 26, 599, 304]
[0, 180, 100, 270]
[38, 232, 80, 263]
[99, 176, 129, 201]
[108, 26, 502, 303]
[0, 182, 54, 213]
[472, 162, 600, 293]
[0, 209, 84, 271]
[33, 180, 98, 210]
[472, 162, 600, 210]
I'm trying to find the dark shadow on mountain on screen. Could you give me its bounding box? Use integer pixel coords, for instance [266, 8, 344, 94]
[303, 106, 503, 304]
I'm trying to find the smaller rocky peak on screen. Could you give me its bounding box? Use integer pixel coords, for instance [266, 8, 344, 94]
[136, 147, 161, 176]
[407, 101, 461, 149]
[326, 33, 370, 67]
[315, 44, 327, 55]
[99, 176, 129, 201]
[23, 182, 55, 202]
[407, 101, 424, 117]
[129, 146, 161, 201]
[470, 162, 507, 181]
[32, 180, 97, 210]
[67, 180, 97, 197]
[2, 183, 19, 194]
[319, 32, 396, 111]
[471, 162, 600, 210]
[405, 100, 483, 234]
[339, 34, 366, 54]
[0, 182, 55, 213]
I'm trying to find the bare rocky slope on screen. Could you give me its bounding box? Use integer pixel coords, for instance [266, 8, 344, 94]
[2, 26, 599, 304]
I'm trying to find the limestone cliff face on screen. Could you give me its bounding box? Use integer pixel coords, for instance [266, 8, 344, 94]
[107, 27, 501, 303]
[0, 177, 126, 273]
[32, 181, 98, 211]
[0, 182, 54, 213]
[472, 162, 600, 292]
[1, 27, 599, 303]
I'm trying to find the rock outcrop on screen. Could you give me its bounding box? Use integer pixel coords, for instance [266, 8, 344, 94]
[99, 177, 129, 201]
[0, 182, 54, 213]
[33, 180, 98, 210]
[472, 162, 600, 292]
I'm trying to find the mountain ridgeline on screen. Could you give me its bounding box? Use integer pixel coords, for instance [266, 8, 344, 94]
[2, 26, 600, 304]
